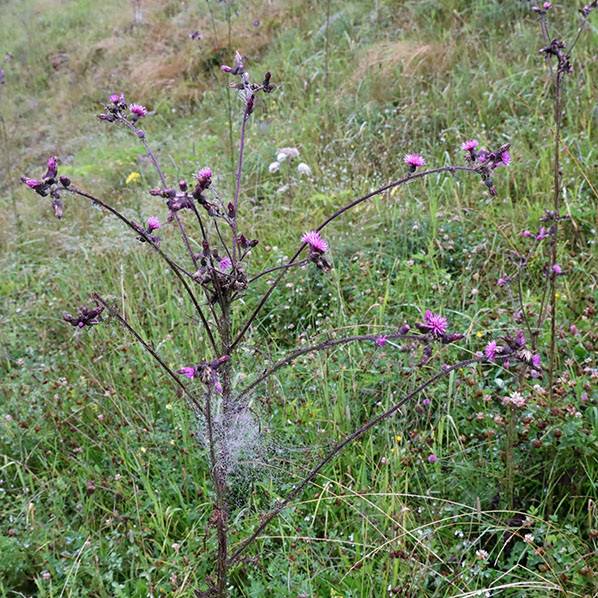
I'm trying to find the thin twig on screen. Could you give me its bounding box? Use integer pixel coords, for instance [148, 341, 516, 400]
[93, 293, 205, 416]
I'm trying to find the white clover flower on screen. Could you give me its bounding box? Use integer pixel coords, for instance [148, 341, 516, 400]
[523, 533, 535, 543]
[268, 161, 280, 174]
[297, 162, 311, 176]
[475, 549, 489, 561]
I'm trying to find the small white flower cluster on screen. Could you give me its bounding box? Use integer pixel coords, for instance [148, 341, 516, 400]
[502, 391, 527, 408]
[268, 146, 311, 177]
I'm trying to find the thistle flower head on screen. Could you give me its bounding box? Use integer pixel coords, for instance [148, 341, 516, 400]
[485, 340, 498, 361]
[375, 335, 387, 348]
[277, 147, 300, 161]
[301, 231, 328, 253]
[110, 93, 119, 103]
[129, 103, 147, 117]
[297, 162, 312, 176]
[404, 153, 426, 167]
[219, 257, 232, 272]
[197, 167, 212, 182]
[499, 150, 511, 166]
[178, 366, 195, 379]
[147, 217, 161, 231]
[461, 139, 479, 151]
[21, 177, 41, 189]
[424, 310, 448, 336]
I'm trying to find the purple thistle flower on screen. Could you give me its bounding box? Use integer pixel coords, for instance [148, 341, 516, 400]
[178, 367, 195, 379]
[301, 231, 328, 253]
[404, 154, 426, 173]
[404, 153, 426, 166]
[147, 217, 161, 231]
[499, 150, 511, 166]
[485, 340, 498, 361]
[110, 93, 119, 103]
[221, 65, 233, 73]
[21, 177, 41, 189]
[423, 398, 431, 406]
[497, 278, 506, 286]
[544, 2, 552, 8]
[424, 310, 448, 336]
[461, 140, 479, 152]
[211, 371, 223, 393]
[197, 167, 212, 182]
[78, 321, 84, 327]
[398, 324, 411, 334]
[552, 264, 563, 275]
[129, 103, 147, 117]
[219, 257, 232, 271]
[532, 354, 541, 368]
[428, 454, 437, 464]
[375, 335, 387, 348]
[523, 229, 533, 238]
[537, 227, 549, 241]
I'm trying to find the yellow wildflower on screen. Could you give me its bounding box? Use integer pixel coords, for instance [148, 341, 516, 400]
[126, 172, 141, 184]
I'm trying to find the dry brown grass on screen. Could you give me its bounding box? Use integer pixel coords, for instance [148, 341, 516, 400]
[349, 39, 456, 103]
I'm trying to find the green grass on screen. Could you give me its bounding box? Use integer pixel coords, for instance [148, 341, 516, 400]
[1, 0, 598, 596]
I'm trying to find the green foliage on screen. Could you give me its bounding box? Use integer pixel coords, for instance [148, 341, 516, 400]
[1, 0, 598, 596]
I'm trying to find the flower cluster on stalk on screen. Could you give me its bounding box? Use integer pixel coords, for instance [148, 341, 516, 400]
[177, 355, 230, 394]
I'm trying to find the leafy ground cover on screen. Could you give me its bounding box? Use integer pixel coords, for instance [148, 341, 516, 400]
[1, 0, 597, 596]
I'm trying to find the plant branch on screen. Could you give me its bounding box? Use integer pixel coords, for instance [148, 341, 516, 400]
[70, 187, 218, 354]
[229, 165, 478, 352]
[92, 293, 205, 416]
[237, 331, 428, 402]
[228, 355, 484, 566]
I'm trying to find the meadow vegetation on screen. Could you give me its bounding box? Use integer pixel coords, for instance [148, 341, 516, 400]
[1, 0, 598, 596]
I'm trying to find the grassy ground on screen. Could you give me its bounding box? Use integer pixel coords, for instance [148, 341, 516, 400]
[1, 0, 598, 596]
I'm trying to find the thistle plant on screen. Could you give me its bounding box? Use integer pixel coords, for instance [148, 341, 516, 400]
[21, 48, 543, 597]
[499, 1, 598, 401]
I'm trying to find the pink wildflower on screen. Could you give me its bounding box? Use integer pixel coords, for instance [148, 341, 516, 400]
[552, 264, 562, 275]
[532, 354, 541, 368]
[544, 2, 552, 8]
[461, 139, 478, 151]
[375, 335, 387, 348]
[197, 167, 212, 184]
[428, 454, 437, 464]
[147, 217, 161, 231]
[497, 278, 506, 286]
[404, 153, 426, 167]
[485, 340, 498, 361]
[537, 227, 549, 240]
[21, 177, 41, 189]
[523, 229, 533, 238]
[424, 310, 448, 336]
[499, 150, 511, 166]
[110, 94, 119, 103]
[301, 231, 328, 253]
[129, 103, 147, 117]
[178, 367, 195, 379]
[219, 257, 232, 271]
[423, 398, 431, 406]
